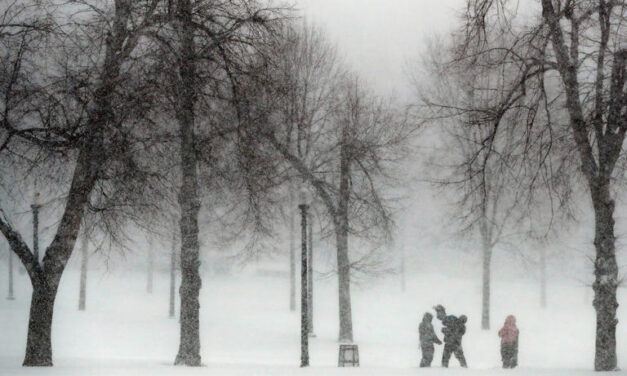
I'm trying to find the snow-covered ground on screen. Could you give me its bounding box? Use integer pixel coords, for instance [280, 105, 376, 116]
[1, 262, 626, 375]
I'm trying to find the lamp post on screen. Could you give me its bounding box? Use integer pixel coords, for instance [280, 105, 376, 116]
[299, 186, 310, 367]
[307, 210, 315, 337]
[31, 192, 41, 263]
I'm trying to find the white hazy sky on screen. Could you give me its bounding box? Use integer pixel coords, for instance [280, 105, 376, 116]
[296, 0, 466, 98]
[291, 0, 469, 256]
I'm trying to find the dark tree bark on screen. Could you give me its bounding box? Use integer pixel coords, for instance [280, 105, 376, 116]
[174, 0, 202, 366]
[31, 203, 40, 262]
[591, 183, 619, 371]
[23, 280, 55, 366]
[78, 234, 87, 311]
[336, 135, 353, 343]
[336, 226, 353, 343]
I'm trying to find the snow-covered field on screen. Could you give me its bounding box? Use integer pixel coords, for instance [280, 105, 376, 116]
[1, 262, 626, 376]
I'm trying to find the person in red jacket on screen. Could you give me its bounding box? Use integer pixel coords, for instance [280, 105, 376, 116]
[498, 315, 519, 368]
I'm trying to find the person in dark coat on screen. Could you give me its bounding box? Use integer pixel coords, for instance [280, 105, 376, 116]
[498, 315, 519, 368]
[419, 312, 442, 367]
[434, 305, 468, 368]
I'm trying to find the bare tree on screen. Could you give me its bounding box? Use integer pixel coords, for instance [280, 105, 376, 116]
[271, 24, 342, 313]
[146, 0, 288, 365]
[250, 40, 413, 341]
[427, 0, 627, 369]
[0, 1, 163, 366]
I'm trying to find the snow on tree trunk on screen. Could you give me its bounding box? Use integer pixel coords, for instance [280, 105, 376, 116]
[591, 184, 618, 371]
[174, 0, 202, 366]
[78, 235, 87, 311]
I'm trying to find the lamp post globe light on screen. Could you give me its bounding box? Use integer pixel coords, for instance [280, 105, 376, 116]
[298, 185, 310, 367]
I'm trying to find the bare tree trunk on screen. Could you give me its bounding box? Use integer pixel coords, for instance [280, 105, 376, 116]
[7, 248, 15, 300]
[481, 241, 492, 330]
[540, 247, 547, 308]
[336, 138, 353, 343]
[289, 187, 296, 311]
[170, 230, 176, 318]
[147, 239, 154, 294]
[78, 235, 88, 311]
[23, 279, 56, 366]
[174, 0, 202, 366]
[591, 184, 618, 371]
[307, 210, 314, 336]
[336, 225, 353, 343]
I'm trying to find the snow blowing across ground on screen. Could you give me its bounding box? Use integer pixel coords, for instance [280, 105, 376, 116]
[2, 267, 626, 376]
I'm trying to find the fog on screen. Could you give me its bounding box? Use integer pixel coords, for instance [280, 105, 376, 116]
[1, 0, 626, 375]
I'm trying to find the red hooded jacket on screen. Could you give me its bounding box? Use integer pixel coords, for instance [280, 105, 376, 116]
[498, 315, 519, 344]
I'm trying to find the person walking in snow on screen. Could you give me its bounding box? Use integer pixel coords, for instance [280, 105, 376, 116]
[419, 312, 442, 367]
[434, 305, 468, 368]
[498, 315, 519, 368]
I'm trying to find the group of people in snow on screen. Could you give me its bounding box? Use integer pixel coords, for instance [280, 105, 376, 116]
[419, 305, 519, 369]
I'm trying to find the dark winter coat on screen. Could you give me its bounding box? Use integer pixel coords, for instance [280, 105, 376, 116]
[419, 313, 442, 346]
[434, 305, 467, 345]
